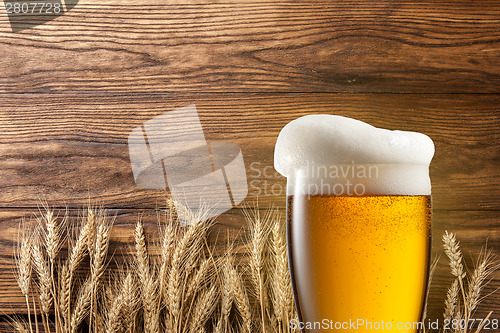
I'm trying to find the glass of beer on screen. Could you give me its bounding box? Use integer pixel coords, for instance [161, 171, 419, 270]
[275, 115, 434, 333]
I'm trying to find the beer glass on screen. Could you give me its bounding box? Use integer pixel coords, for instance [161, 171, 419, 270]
[286, 164, 432, 333]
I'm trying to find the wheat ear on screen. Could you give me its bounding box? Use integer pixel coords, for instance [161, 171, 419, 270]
[159, 218, 177, 309]
[31, 239, 52, 321]
[245, 205, 272, 333]
[167, 218, 205, 329]
[59, 262, 71, 331]
[70, 278, 93, 333]
[186, 258, 212, 301]
[105, 272, 130, 333]
[220, 255, 235, 332]
[134, 220, 160, 333]
[444, 278, 459, 322]
[16, 225, 33, 333]
[69, 211, 92, 274]
[122, 271, 139, 333]
[466, 248, 499, 317]
[89, 216, 111, 333]
[271, 212, 291, 332]
[443, 231, 468, 333]
[189, 285, 219, 333]
[230, 265, 252, 333]
[12, 319, 30, 333]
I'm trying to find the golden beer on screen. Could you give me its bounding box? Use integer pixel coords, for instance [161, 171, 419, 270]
[287, 194, 431, 332]
[274, 114, 435, 333]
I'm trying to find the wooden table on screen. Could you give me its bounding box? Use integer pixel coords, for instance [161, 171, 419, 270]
[0, 0, 498, 331]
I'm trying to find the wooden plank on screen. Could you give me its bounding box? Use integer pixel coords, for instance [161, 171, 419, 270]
[0, 1, 499, 93]
[0, 208, 498, 321]
[0, 93, 497, 211]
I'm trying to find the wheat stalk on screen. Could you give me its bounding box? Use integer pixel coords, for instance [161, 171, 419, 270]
[69, 213, 91, 274]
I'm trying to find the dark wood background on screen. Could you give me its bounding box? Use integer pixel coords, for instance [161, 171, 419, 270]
[0, 0, 498, 330]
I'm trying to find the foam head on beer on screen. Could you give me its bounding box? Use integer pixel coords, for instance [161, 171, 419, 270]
[274, 115, 435, 195]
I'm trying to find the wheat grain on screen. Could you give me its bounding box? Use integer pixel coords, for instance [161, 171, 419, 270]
[444, 278, 459, 322]
[214, 319, 224, 333]
[92, 222, 111, 282]
[466, 249, 499, 317]
[161, 213, 177, 268]
[443, 231, 465, 279]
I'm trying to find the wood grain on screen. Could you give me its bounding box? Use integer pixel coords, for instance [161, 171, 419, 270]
[0, 0, 498, 328]
[0, 1, 499, 93]
[0, 93, 497, 210]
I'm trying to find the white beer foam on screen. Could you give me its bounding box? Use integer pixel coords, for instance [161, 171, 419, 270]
[274, 115, 435, 195]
